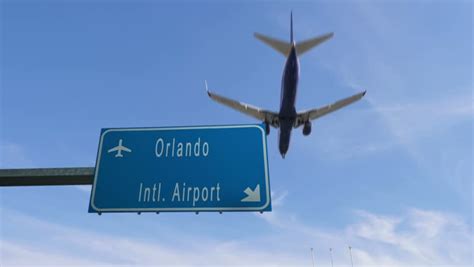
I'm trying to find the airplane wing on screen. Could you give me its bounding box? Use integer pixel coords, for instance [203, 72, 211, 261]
[120, 146, 132, 153]
[294, 91, 366, 128]
[207, 90, 280, 128]
[107, 147, 119, 153]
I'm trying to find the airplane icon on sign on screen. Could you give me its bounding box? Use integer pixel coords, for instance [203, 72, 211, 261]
[107, 139, 132, 158]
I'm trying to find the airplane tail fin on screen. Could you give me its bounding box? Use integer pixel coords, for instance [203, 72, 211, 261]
[254, 12, 333, 57]
[290, 11, 294, 43]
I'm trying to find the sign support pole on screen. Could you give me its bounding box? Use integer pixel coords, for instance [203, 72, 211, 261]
[0, 167, 94, 186]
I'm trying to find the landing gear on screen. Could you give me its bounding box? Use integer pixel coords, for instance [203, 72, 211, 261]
[264, 122, 270, 135]
[303, 121, 312, 136]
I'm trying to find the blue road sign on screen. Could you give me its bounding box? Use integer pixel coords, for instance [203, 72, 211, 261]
[89, 124, 271, 213]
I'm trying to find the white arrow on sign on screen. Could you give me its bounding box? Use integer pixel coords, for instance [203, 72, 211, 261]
[241, 184, 261, 202]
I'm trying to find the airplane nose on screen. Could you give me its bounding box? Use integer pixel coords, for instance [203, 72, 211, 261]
[279, 132, 290, 159]
[279, 144, 289, 159]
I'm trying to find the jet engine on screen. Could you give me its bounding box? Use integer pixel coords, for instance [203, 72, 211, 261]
[302, 121, 312, 136]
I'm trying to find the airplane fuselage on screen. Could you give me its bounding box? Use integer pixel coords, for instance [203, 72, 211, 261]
[278, 44, 300, 157]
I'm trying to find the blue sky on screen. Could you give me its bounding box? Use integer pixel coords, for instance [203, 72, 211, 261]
[1, 1, 472, 266]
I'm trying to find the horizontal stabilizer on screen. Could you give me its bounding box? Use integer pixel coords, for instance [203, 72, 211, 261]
[254, 33, 291, 56]
[294, 90, 366, 127]
[296, 32, 334, 56]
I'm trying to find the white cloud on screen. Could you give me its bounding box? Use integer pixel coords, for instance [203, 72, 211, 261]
[0, 142, 33, 168]
[1, 241, 103, 266]
[306, 89, 473, 162]
[320, 53, 473, 157]
[0, 209, 304, 266]
[271, 190, 288, 208]
[74, 185, 91, 193]
[257, 207, 472, 267]
[367, 93, 473, 145]
[299, 2, 473, 163]
[348, 209, 472, 265]
[1, 207, 471, 267]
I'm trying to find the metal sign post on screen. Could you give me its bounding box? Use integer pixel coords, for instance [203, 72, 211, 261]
[0, 167, 94, 186]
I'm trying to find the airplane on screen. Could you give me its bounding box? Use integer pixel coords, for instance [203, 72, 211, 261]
[107, 139, 132, 158]
[206, 12, 366, 158]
